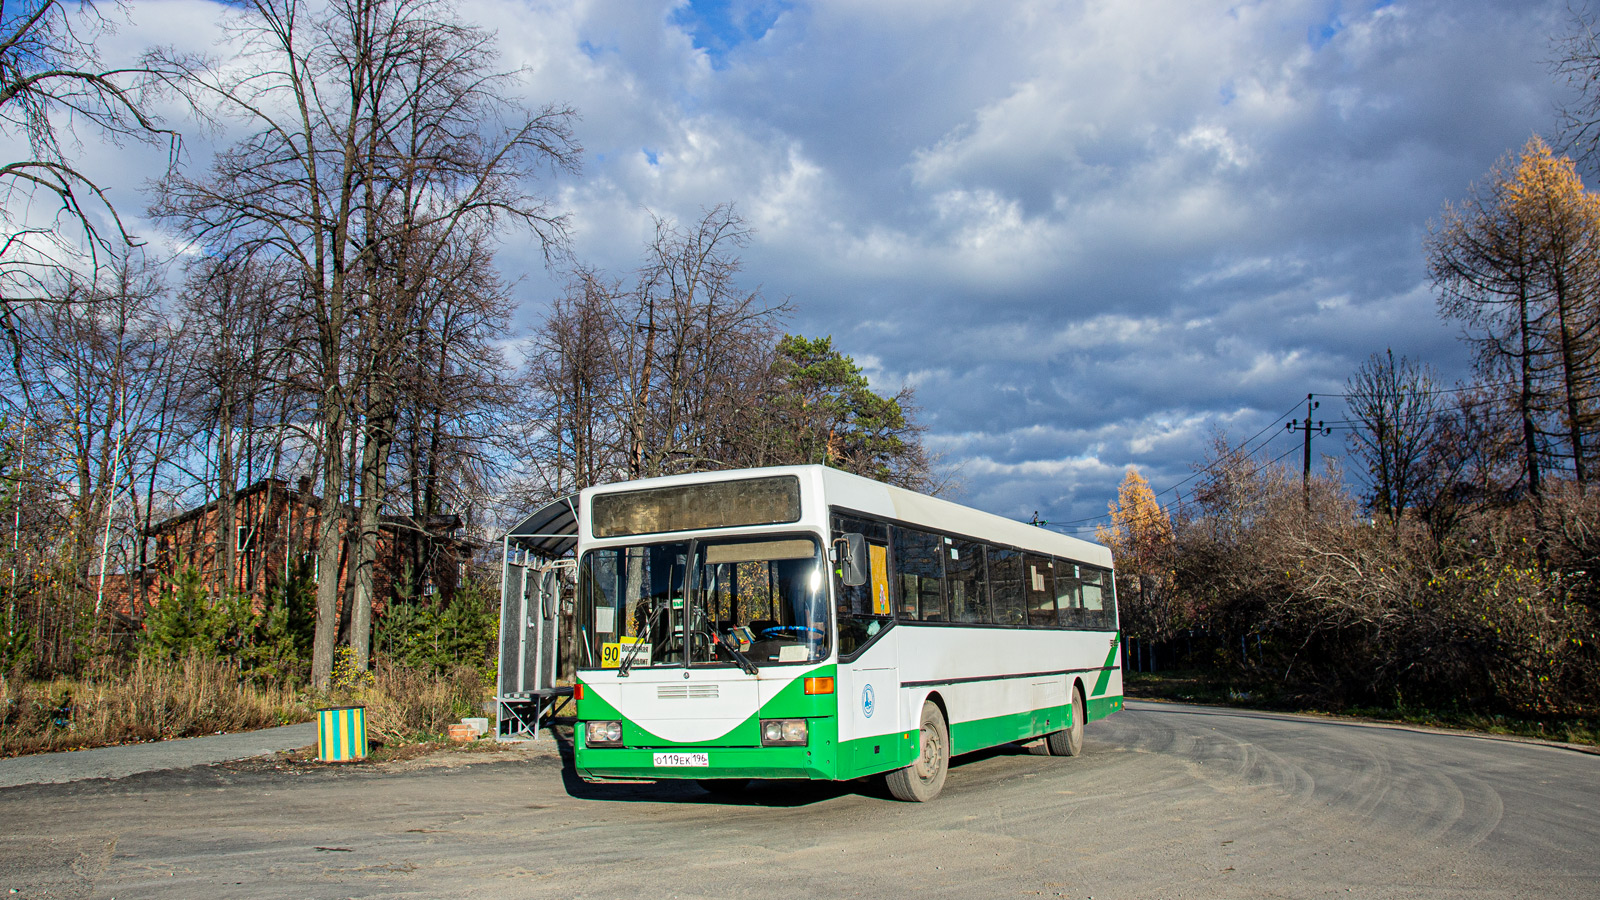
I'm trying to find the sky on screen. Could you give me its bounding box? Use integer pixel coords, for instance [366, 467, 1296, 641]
[86, 0, 1581, 533]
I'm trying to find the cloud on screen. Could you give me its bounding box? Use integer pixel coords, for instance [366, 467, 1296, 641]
[86, 0, 1581, 530]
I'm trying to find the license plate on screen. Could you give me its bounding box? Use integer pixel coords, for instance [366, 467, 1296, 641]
[653, 752, 709, 767]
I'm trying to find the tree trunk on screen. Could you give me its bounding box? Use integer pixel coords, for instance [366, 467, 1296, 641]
[349, 386, 394, 672]
[311, 393, 347, 691]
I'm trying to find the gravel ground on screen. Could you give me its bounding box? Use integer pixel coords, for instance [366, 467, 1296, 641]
[0, 703, 1595, 899]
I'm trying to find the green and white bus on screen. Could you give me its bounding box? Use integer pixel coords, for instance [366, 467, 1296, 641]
[573, 465, 1123, 801]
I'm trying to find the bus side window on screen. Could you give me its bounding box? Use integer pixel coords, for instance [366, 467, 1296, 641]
[830, 512, 891, 657]
[1025, 553, 1056, 627]
[1080, 566, 1109, 630]
[1054, 558, 1084, 628]
[946, 537, 990, 624]
[892, 526, 946, 621]
[987, 546, 1026, 626]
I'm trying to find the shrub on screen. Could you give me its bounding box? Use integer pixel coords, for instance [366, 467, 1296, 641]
[375, 576, 498, 673]
[347, 659, 485, 743]
[140, 567, 254, 660]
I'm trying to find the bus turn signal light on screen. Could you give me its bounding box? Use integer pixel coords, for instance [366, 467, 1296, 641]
[804, 676, 835, 695]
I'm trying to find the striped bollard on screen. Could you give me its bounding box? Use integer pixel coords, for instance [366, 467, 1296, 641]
[317, 706, 369, 762]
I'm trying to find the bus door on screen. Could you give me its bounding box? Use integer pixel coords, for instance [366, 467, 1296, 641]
[840, 663, 900, 774]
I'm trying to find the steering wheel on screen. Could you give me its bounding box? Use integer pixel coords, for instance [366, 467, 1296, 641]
[759, 625, 825, 639]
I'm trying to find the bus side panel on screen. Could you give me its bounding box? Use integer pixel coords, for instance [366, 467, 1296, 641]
[895, 626, 1122, 756]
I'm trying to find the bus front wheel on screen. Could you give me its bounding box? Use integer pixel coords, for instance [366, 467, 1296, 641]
[887, 701, 949, 802]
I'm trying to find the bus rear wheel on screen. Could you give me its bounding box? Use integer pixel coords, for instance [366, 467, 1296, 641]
[1043, 685, 1086, 757]
[887, 701, 949, 802]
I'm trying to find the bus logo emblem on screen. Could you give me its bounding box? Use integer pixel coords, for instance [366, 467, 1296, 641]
[862, 684, 876, 718]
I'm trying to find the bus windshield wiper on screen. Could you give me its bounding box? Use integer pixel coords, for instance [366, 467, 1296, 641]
[719, 634, 759, 676]
[618, 603, 665, 677]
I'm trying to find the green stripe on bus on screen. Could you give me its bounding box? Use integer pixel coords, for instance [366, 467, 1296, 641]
[949, 704, 1072, 756]
[1092, 635, 1121, 697]
[836, 730, 917, 778]
[1087, 694, 1122, 720]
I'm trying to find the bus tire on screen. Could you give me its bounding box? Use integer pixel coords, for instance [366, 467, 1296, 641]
[887, 701, 949, 802]
[1044, 686, 1086, 757]
[697, 779, 750, 795]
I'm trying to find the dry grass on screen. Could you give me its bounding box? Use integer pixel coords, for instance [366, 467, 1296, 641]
[0, 653, 490, 758]
[0, 652, 308, 757]
[351, 660, 486, 743]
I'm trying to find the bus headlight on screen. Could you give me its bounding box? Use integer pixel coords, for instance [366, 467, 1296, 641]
[585, 720, 623, 747]
[760, 719, 808, 746]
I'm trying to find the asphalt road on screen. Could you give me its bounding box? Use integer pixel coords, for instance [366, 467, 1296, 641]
[0, 701, 1595, 899]
[0, 723, 318, 788]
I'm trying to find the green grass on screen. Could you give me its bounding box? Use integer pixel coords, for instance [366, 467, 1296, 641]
[1124, 669, 1600, 747]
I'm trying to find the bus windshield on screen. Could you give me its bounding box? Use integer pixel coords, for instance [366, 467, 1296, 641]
[577, 535, 829, 669]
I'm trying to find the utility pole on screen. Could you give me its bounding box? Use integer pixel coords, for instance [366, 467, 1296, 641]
[1286, 393, 1330, 509]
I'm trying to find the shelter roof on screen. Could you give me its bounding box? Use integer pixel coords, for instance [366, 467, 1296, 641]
[506, 495, 579, 557]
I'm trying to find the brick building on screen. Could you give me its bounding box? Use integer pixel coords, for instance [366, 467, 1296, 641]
[128, 477, 477, 623]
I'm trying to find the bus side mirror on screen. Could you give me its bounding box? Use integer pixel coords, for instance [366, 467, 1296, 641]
[840, 533, 868, 587]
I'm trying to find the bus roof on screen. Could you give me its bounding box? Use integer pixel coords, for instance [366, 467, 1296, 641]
[581, 465, 1112, 568]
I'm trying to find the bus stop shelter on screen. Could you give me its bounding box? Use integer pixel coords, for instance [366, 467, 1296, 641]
[496, 495, 578, 740]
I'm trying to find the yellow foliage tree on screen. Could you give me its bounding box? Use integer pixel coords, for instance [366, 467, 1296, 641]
[1097, 468, 1172, 569]
[1505, 136, 1600, 487]
[1430, 135, 1600, 493]
[1097, 468, 1179, 640]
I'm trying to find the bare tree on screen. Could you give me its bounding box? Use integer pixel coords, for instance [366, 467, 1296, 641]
[1556, 3, 1600, 167]
[154, 0, 578, 687]
[0, 257, 178, 664]
[524, 267, 625, 497]
[0, 0, 188, 429]
[618, 205, 785, 478]
[0, 0, 180, 272]
[177, 257, 299, 597]
[523, 206, 941, 511]
[1344, 349, 1442, 530]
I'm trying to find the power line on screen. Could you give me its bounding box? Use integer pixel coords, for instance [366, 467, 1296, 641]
[1053, 376, 1576, 536]
[1055, 440, 1305, 537]
[1050, 397, 1304, 530]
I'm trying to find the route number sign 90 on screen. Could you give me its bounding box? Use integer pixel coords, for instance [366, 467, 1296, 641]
[600, 637, 648, 668]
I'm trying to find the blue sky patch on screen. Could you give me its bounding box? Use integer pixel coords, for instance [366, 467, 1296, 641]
[671, 0, 790, 68]
[1308, 10, 1344, 49]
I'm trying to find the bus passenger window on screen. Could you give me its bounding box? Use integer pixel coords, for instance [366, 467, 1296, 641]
[988, 546, 1026, 626]
[1054, 559, 1084, 628]
[946, 538, 990, 623]
[1025, 554, 1056, 627]
[892, 526, 946, 622]
[1080, 567, 1111, 630]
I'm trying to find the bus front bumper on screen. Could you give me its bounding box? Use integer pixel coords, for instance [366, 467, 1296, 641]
[575, 744, 835, 782]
